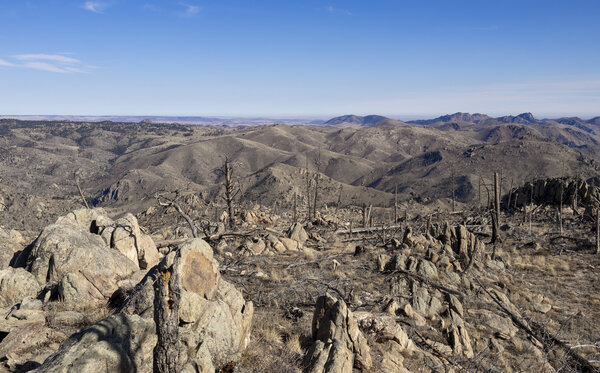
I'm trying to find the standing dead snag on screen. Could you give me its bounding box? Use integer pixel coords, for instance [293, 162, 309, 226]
[156, 192, 199, 238]
[451, 171, 456, 212]
[312, 150, 322, 220]
[491, 172, 502, 244]
[74, 173, 90, 209]
[305, 158, 312, 221]
[394, 184, 398, 223]
[220, 157, 240, 228]
[293, 192, 298, 223]
[153, 254, 181, 373]
[596, 207, 600, 254]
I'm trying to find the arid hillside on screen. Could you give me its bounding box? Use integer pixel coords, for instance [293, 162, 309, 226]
[1, 115, 599, 230]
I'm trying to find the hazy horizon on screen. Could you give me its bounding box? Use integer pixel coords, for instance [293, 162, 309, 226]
[1, 1, 599, 117]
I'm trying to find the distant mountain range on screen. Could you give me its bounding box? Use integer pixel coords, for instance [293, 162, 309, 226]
[323, 112, 600, 128]
[2, 112, 599, 129]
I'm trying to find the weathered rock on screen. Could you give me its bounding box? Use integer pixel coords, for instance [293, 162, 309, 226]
[0, 227, 25, 269]
[477, 309, 518, 340]
[33, 314, 156, 373]
[438, 223, 484, 265]
[304, 294, 372, 372]
[19, 215, 137, 309]
[55, 208, 109, 232]
[0, 322, 66, 360]
[0, 267, 41, 307]
[119, 238, 253, 366]
[417, 259, 438, 279]
[448, 309, 474, 358]
[111, 213, 161, 270]
[287, 222, 308, 245]
[280, 237, 299, 251]
[245, 237, 266, 255]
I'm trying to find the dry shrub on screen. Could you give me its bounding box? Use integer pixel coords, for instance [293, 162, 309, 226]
[236, 310, 305, 373]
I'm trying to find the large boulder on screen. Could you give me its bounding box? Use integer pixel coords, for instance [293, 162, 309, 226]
[0, 227, 26, 269]
[304, 294, 372, 372]
[287, 222, 308, 246]
[55, 208, 160, 270]
[0, 267, 41, 307]
[110, 213, 161, 270]
[19, 214, 137, 309]
[118, 238, 253, 368]
[32, 314, 156, 373]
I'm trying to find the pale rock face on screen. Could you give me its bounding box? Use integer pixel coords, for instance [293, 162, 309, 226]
[18, 214, 137, 310]
[110, 238, 253, 370]
[0, 227, 25, 269]
[0, 322, 67, 365]
[280, 237, 299, 251]
[287, 222, 308, 245]
[0, 267, 41, 307]
[304, 293, 372, 372]
[111, 213, 161, 270]
[32, 314, 156, 373]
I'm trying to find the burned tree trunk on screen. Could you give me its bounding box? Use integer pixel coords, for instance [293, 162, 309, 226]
[222, 157, 237, 228]
[153, 255, 181, 373]
[313, 173, 319, 220]
[490, 208, 501, 244]
[305, 160, 312, 221]
[362, 203, 367, 228]
[394, 184, 398, 223]
[596, 207, 600, 254]
[293, 192, 298, 223]
[451, 171, 456, 212]
[312, 150, 322, 220]
[491, 172, 502, 244]
[494, 172, 500, 227]
[75, 174, 90, 209]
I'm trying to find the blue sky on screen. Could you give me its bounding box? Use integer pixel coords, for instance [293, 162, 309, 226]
[0, 0, 599, 118]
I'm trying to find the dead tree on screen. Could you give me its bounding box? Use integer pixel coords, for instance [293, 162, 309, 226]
[155, 192, 200, 238]
[494, 172, 500, 226]
[451, 171, 456, 212]
[74, 173, 90, 209]
[596, 208, 600, 255]
[312, 150, 322, 220]
[305, 159, 312, 221]
[559, 180, 564, 235]
[293, 192, 298, 223]
[153, 254, 181, 373]
[394, 184, 398, 223]
[219, 157, 240, 228]
[335, 185, 343, 216]
[362, 203, 367, 228]
[507, 177, 514, 212]
[478, 176, 481, 209]
[491, 172, 502, 244]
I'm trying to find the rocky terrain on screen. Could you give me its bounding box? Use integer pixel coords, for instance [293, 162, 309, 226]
[1, 115, 600, 372]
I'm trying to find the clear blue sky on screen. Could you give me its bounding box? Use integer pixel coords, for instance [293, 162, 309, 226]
[1, 0, 599, 118]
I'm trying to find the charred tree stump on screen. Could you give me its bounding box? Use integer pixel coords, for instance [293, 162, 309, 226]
[153, 255, 181, 373]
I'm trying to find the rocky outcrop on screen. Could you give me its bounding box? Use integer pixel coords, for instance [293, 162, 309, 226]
[0, 267, 41, 307]
[505, 177, 600, 211]
[0, 227, 25, 269]
[303, 294, 372, 372]
[32, 314, 155, 373]
[114, 238, 253, 370]
[287, 222, 308, 246]
[55, 208, 160, 270]
[10, 208, 164, 310]
[20, 219, 136, 309]
[110, 213, 161, 270]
